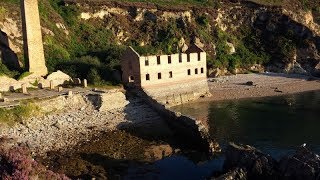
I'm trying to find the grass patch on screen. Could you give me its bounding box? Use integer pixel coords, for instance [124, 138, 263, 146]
[0, 0, 19, 4]
[17, 72, 33, 80]
[0, 102, 41, 126]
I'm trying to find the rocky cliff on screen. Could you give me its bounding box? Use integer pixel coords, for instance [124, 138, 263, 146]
[0, 0, 319, 81]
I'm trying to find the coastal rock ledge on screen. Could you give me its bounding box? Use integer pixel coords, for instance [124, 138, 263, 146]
[215, 143, 320, 180]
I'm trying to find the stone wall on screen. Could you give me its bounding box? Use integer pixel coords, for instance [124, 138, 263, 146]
[143, 79, 210, 107]
[130, 88, 219, 153]
[21, 0, 47, 76]
[121, 47, 141, 85]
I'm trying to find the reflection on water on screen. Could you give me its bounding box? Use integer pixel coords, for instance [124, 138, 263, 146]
[171, 91, 320, 159]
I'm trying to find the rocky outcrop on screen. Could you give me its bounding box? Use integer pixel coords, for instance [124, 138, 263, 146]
[215, 168, 247, 180]
[223, 143, 278, 179]
[144, 144, 173, 161]
[279, 146, 320, 180]
[221, 143, 320, 180]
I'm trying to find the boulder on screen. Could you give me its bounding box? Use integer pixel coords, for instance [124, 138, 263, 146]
[285, 62, 308, 75]
[97, 92, 129, 112]
[223, 143, 278, 179]
[226, 42, 236, 54]
[46, 70, 71, 86]
[210, 68, 222, 78]
[279, 146, 320, 180]
[245, 81, 254, 86]
[0, 75, 18, 92]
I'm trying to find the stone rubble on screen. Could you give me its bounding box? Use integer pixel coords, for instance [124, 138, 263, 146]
[0, 91, 168, 156]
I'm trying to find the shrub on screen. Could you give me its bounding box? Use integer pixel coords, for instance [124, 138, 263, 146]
[196, 15, 209, 27]
[0, 146, 69, 179]
[0, 7, 7, 21]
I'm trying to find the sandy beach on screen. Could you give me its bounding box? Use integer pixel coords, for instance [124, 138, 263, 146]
[205, 73, 320, 102]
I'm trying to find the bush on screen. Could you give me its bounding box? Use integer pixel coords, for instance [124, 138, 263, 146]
[0, 146, 69, 179]
[196, 15, 209, 27]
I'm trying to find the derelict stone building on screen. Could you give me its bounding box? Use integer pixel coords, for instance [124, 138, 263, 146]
[121, 44, 207, 87]
[121, 44, 210, 106]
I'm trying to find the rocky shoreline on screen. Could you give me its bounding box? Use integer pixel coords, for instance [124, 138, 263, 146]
[0, 88, 213, 179]
[213, 143, 320, 180]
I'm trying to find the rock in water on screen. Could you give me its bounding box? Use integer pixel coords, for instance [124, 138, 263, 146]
[279, 146, 320, 180]
[214, 168, 247, 180]
[144, 144, 173, 161]
[223, 143, 278, 179]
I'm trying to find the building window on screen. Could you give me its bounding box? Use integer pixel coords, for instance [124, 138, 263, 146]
[198, 53, 201, 61]
[168, 56, 172, 64]
[145, 58, 149, 66]
[129, 76, 134, 82]
[179, 54, 182, 63]
[169, 71, 173, 78]
[158, 73, 162, 79]
[195, 68, 198, 74]
[146, 74, 150, 81]
[201, 68, 204, 74]
[157, 56, 161, 65]
[187, 69, 191, 75]
[187, 54, 190, 62]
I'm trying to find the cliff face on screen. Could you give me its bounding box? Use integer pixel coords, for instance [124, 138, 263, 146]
[0, 0, 319, 80]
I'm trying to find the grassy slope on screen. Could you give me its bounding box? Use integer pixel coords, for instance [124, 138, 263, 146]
[1, 0, 319, 83]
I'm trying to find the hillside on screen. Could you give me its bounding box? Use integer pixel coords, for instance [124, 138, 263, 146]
[0, 0, 319, 85]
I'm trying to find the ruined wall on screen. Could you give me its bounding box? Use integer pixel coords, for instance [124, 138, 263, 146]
[121, 47, 141, 86]
[139, 52, 207, 87]
[121, 47, 209, 106]
[21, 0, 47, 76]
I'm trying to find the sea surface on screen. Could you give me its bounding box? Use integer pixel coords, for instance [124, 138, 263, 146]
[171, 90, 320, 158]
[127, 90, 320, 179]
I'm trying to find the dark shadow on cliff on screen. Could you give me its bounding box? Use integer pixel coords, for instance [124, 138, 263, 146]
[0, 30, 21, 71]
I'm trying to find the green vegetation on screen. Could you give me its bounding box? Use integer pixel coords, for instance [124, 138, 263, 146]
[17, 72, 33, 80]
[40, 0, 125, 86]
[116, 0, 220, 6]
[0, 6, 7, 21]
[0, 61, 19, 78]
[0, 0, 19, 4]
[213, 29, 271, 71]
[0, 0, 317, 84]
[0, 102, 41, 126]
